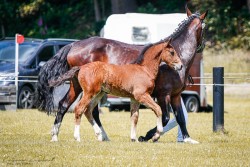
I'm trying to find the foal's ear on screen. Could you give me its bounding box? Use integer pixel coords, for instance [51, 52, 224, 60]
[200, 10, 208, 20]
[164, 38, 172, 48]
[166, 38, 172, 46]
[185, 5, 192, 17]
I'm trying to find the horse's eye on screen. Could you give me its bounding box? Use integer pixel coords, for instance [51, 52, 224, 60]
[170, 51, 174, 56]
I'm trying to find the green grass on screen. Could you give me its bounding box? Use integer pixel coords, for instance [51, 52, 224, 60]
[1, 93, 250, 166]
[0, 49, 249, 166]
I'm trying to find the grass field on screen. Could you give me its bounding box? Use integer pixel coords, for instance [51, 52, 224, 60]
[203, 49, 250, 74]
[1, 91, 250, 166]
[1, 50, 250, 166]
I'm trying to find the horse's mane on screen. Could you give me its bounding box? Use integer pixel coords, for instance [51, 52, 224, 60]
[132, 12, 201, 64]
[164, 12, 201, 40]
[131, 43, 153, 64]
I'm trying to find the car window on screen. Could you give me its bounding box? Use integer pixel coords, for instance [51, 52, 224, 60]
[0, 42, 38, 63]
[59, 44, 67, 49]
[38, 45, 55, 62]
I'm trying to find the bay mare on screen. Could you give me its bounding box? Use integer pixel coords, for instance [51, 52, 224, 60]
[37, 6, 207, 142]
[49, 39, 182, 142]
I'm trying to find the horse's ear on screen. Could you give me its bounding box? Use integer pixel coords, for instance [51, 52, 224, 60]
[165, 38, 172, 47]
[185, 4, 192, 17]
[200, 10, 208, 20]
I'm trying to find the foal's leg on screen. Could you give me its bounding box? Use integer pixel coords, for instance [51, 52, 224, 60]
[135, 93, 163, 139]
[130, 99, 140, 142]
[73, 93, 93, 142]
[138, 95, 171, 142]
[51, 78, 82, 142]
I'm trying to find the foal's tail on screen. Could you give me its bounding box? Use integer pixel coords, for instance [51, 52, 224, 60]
[36, 44, 73, 115]
[49, 66, 80, 87]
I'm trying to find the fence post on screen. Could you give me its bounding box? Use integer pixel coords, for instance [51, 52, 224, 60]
[213, 67, 224, 132]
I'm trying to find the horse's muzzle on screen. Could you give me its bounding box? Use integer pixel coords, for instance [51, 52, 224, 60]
[173, 63, 183, 71]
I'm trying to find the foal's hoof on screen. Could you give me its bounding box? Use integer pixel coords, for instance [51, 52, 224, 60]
[152, 133, 161, 143]
[138, 136, 148, 142]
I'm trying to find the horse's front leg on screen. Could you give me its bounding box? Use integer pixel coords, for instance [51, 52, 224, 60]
[171, 96, 199, 144]
[51, 79, 82, 142]
[136, 93, 163, 140]
[130, 99, 140, 142]
[138, 94, 170, 142]
[171, 96, 189, 138]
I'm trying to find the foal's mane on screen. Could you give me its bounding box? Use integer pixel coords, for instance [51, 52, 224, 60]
[132, 12, 201, 64]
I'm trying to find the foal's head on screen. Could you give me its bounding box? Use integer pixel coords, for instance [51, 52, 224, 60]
[160, 39, 182, 71]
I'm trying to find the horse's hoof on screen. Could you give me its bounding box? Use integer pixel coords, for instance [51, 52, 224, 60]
[183, 137, 199, 144]
[138, 136, 148, 142]
[131, 138, 138, 142]
[152, 133, 160, 143]
[97, 134, 104, 141]
[74, 136, 81, 142]
[51, 135, 58, 142]
[152, 138, 159, 143]
[103, 136, 110, 141]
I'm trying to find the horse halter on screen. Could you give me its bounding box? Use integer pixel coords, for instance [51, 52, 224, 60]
[196, 19, 206, 53]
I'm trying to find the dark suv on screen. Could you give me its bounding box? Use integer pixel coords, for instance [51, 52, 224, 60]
[0, 37, 78, 109]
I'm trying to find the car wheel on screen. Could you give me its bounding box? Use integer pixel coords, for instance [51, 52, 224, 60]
[108, 105, 118, 112]
[184, 96, 199, 112]
[18, 86, 34, 109]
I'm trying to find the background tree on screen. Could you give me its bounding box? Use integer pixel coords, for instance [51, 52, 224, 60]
[0, 0, 249, 49]
[111, 0, 137, 13]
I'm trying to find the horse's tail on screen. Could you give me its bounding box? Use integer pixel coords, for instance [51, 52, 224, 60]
[36, 44, 73, 115]
[49, 66, 80, 87]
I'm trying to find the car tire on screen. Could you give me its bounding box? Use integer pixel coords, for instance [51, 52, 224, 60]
[18, 86, 34, 109]
[108, 105, 119, 112]
[184, 96, 199, 112]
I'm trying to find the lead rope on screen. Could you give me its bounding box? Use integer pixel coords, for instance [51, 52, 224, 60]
[187, 74, 194, 87]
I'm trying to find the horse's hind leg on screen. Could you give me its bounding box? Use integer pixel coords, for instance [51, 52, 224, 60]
[92, 94, 109, 141]
[84, 91, 108, 141]
[130, 99, 140, 142]
[92, 106, 109, 141]
[51, 78, 82, 142]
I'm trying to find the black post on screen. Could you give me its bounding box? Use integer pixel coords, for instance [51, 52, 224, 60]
[213, 67, 224, 132]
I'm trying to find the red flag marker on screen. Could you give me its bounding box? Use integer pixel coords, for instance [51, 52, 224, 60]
[16, 34, 24, 44]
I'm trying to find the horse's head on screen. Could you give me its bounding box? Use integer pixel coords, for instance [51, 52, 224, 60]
[186, 5, 208, 52]
[161, 39, 182, 71]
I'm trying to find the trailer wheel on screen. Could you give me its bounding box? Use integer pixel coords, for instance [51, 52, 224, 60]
[184, 96, 199, 112]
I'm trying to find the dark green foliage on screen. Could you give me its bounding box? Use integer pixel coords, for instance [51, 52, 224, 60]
[191, 0, 250, 50]
[0, 0, 249, 49]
